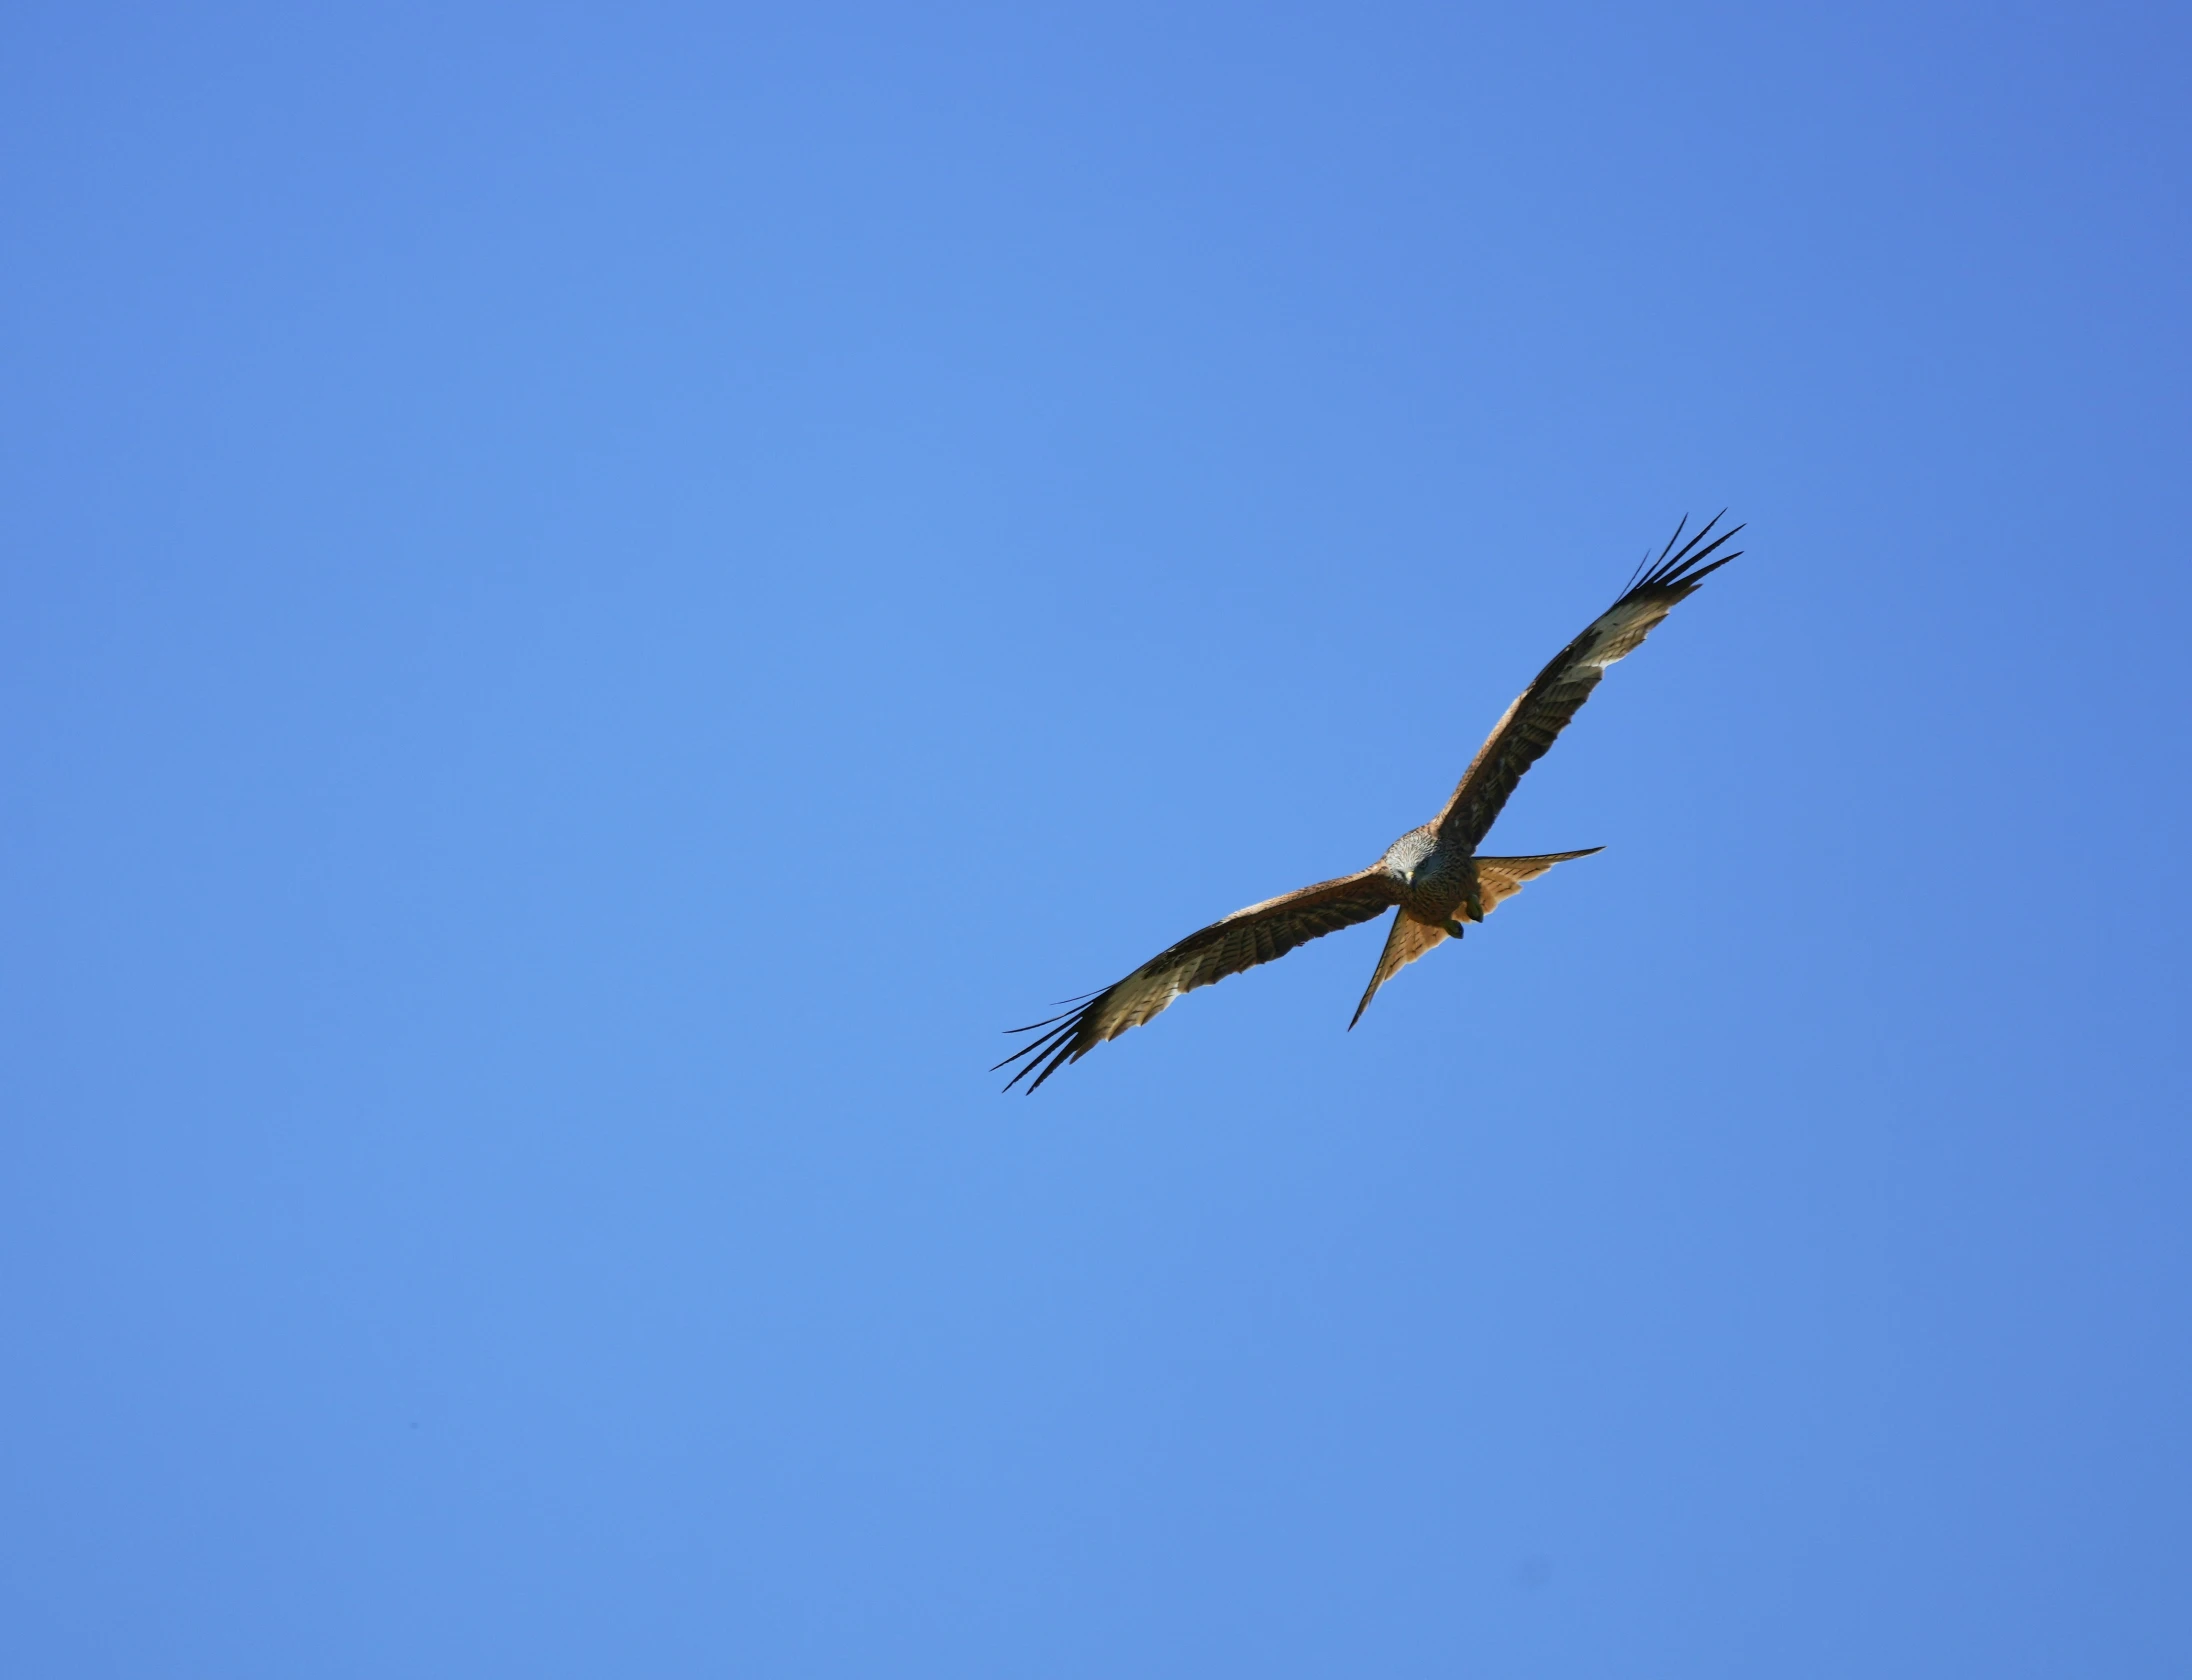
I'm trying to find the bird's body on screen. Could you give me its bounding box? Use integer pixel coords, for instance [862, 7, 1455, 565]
[1379, 823, 1477, 929]
[998, 516, 1743, 1091]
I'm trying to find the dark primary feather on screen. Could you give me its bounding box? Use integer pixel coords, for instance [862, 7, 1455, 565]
[995, 869, 1400, 1091]
[1434, 514, 1740, 852]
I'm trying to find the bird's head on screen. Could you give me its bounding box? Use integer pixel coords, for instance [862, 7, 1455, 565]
[1378, 825, 1437, 881]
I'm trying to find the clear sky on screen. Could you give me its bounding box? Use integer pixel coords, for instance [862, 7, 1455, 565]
[3, 2, 2187, 1674]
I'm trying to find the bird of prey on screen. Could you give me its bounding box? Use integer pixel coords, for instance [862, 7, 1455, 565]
[997, 514, 1742, 1092]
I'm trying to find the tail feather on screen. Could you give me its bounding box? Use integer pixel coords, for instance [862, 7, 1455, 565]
[1474, 847, 1603, 912]
[1348, 848, 1603, 1027]
[1350, 911, 1447, 1028]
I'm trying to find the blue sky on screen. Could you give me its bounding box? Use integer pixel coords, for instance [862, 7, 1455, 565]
[3, 2, 2187, 1674]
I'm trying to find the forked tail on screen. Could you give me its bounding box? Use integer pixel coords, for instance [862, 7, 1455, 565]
[1348, 848, 1603, 1028]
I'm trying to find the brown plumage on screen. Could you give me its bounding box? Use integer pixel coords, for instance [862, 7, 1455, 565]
[998, 515, 1742, 1091]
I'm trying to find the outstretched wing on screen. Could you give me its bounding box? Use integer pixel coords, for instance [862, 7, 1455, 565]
[1436, 515, 1741, 853]
[997, 868, 1401, 1092]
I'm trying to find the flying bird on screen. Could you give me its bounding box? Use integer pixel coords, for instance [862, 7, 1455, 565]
[997, 515, 1742, 1091]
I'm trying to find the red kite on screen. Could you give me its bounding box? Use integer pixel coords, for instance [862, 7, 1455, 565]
[999, 516, 1741, 1091]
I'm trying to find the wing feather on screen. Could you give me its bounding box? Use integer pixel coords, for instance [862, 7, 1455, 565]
[996, 868, 1401, 1091]
[1435, 515, 1741, 852]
